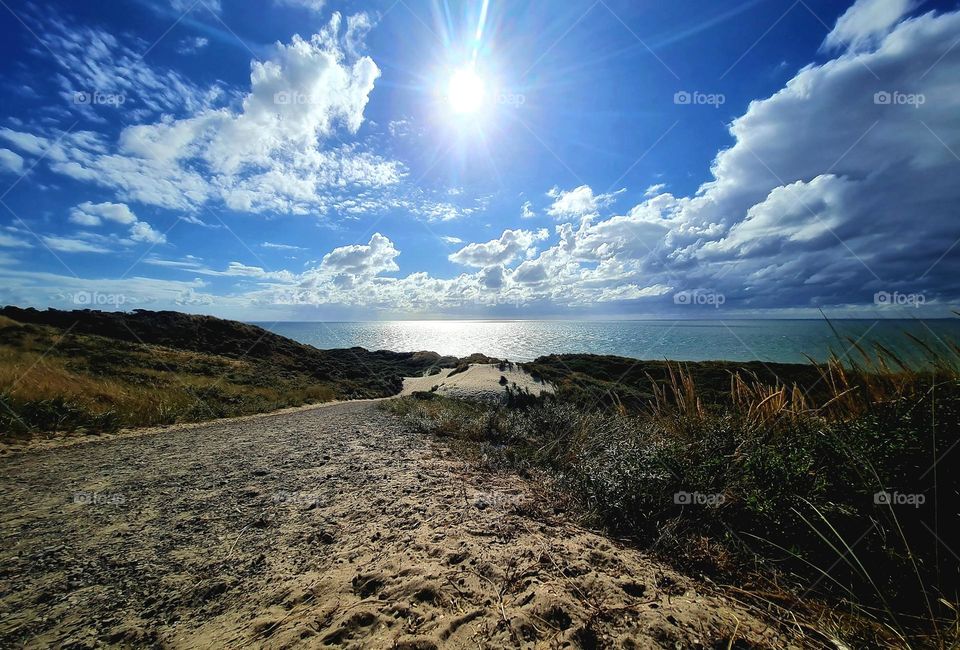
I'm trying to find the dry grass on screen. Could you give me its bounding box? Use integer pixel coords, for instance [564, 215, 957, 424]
[0, 320, 340, 436]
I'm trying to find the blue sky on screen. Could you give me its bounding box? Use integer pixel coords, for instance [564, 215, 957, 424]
[0, 0, 958, 320]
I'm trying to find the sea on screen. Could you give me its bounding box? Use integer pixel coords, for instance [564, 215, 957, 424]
[256, 319, 960, 365]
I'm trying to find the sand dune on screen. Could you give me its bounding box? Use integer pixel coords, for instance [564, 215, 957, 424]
[401, 363, 553, 402]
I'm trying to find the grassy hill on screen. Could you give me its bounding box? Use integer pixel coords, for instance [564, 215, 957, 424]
[0, 307, 459, 436]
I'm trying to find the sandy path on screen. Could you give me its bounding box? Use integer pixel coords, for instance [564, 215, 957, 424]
[0, 401, 795, 649]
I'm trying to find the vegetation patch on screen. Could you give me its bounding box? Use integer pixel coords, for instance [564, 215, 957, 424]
[0, 308, 465, 438]
[387, 337, 960, 648]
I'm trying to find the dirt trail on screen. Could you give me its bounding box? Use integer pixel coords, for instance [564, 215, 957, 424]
[0, 401, 796, 649]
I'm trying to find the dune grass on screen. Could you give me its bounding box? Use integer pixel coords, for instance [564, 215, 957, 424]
[387, 331, 960, 648]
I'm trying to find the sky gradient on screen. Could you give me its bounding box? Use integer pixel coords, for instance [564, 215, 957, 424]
[0, 0, 958, 320]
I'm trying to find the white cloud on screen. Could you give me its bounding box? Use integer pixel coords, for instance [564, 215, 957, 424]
[319, 233, 399, 276]
[177, 36, 209, 54]
[479, 265, 505, 289]
[0, 264, 219, 312]
[345, 12, 374, 59]
[275, 0, 325, 11]
[597, 283, 672, 302]
[262, 241, 307, 251]
[4, 14, 404, 219]
[520, 200, 535, 218]
[440, 236, 463, 245]
[512, 258, 548, 285]
[201, 18, 380, 173]
[0, 148, 24, 174]
[129, 221, 166, 244]
[220, 262, 295, 281]
[448, 229, 548, 267]
[0, 129, 49, 157]
[3, 12, 495, 229]
[388, 119, 411, 138]
[38, 17, 223, 118]
[644, 183, 666, 197]
[68, 201, 166, 245]
[546, 185, 622, 220]
[0, 232, 32, 248]
[70, 201, 137, 226]
[823, 0, 917, 51]
[42, 236, 111, 253]
[146, 257, 295, 281]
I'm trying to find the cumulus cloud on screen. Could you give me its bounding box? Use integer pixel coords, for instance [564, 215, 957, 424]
[546, 185, 622, 220]
[479, 265, 505, 289]
[448, 229, 548, 268]
[512, 258, 548, 285]
[69, 201, 137, 226]
[319, 233, 399, 276]
[129, 221, 166, 244]
[3, 13, 402, 219]
[201, 19, 380, 172]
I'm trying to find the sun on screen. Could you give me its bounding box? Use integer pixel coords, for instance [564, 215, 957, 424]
[446, 67, 486, 115]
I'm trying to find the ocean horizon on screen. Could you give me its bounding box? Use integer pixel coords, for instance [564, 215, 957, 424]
[257, 318, 960, 365]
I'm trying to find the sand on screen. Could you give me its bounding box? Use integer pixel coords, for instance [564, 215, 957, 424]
[0, 399, 802, 648]
[401, 363, 554, 402]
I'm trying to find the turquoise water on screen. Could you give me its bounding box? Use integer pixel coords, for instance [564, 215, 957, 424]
[256, 319, 960, 364]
